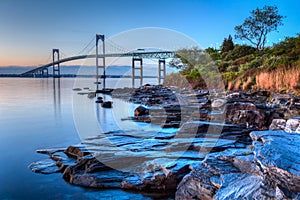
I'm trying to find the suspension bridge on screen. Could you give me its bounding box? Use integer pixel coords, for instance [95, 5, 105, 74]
[20, 34, 177, 89]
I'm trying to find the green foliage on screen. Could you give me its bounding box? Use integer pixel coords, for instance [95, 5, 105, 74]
[238, 57, 262, 73]
[218, 61, 230, 72]
[186, 67, 201, 79]
[224, 44, 256, 61]
[226, 65, 239, 72]
[208, 51, 221, 61]
[272, 34, 300, 62]
[249, 57, 263, 69]
[235, 6, 284, 50]
[222, 71, 239, 83]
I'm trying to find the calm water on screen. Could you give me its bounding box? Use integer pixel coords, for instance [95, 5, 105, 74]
[0, 78, 156, 200]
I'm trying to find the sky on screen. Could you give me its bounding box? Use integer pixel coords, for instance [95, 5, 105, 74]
[0, 0, 299, 66]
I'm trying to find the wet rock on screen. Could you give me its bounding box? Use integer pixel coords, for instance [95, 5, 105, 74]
[101, 101, 113, 108]
[64, 146, 90, 159]
[87, 92, 96, 99]
[62, 155, 126, 189]
[134, 106, 149, 116]
[95, 99, 104, 103]
[73, 88, 82, 91]
[121, 158, 192, 193]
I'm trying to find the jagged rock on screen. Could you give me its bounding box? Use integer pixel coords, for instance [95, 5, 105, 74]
[225, 102, 266, 129]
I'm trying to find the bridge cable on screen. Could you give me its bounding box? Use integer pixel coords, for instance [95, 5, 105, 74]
[77, 35, 95, 55]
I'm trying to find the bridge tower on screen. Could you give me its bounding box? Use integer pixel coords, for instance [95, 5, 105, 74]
[52, 49, 60, 78]
[95, 34, 106, 90]
[132, 58, 143, 88]
[158, 59, 166, 85]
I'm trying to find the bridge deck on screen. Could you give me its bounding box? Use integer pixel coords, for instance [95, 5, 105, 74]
[21, 51, 175, 76]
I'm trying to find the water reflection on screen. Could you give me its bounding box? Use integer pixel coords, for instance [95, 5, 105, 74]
[53, 78, 61, 119]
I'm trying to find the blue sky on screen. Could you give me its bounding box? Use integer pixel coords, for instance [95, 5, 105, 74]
[0, 0, 299, 66]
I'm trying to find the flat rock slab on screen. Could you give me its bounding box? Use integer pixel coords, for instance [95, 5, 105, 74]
[29, 158, 61, 174]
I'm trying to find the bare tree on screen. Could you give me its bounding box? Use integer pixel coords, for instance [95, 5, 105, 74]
[235, 6, 284, 51]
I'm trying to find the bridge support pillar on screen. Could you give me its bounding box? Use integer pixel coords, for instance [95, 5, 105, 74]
[158, 59, 166, 85]
[132, 58, 143, 88]
[52, 49, 60, 78]
[42, 68, 49, 78]
[96, 34, 106, 91]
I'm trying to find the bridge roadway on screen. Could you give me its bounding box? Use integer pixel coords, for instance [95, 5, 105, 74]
[21, 51, 175, 76]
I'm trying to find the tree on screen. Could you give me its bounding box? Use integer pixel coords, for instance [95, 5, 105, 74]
[221, 35, 234, 53]
[234, 6, 284, 51]
[205, 47, 220, 61]
[169, 47, 210, 69]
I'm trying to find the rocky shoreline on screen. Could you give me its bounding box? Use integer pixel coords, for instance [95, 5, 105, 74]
[30, 85, 300, 199]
